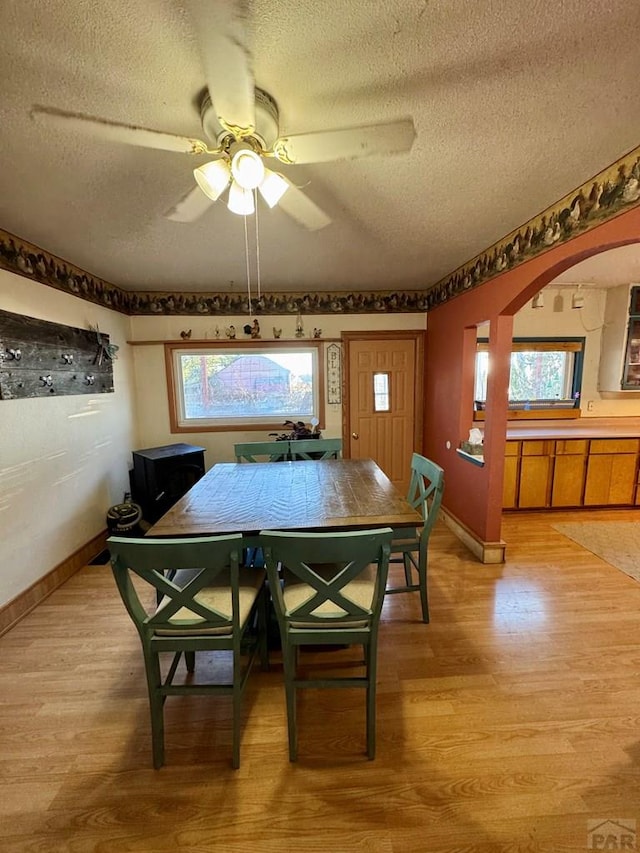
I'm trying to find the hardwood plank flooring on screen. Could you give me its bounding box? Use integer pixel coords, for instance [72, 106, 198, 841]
[2, 509, 640, 852]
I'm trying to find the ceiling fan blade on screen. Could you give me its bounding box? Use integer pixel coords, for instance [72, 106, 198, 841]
[164, 185, 215, 222]
[273, 118, 416, 165]
[186, 0, 255, 137]
[277, 181, 331, 231]
[31, 105, 210, 154]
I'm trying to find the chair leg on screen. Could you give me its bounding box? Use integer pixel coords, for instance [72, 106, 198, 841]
[365, 640, 377, 760]
[185, 650, 195, 673]
[402, 552, 413, 586]
[232, 650, 242, 770]
[418, 551, 429, 624]
[144, 649, 165, 769]
[282, 642, 298, 761]
[258, 588, 270, 671]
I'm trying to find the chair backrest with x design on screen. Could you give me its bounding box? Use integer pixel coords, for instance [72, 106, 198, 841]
[261, 528, 391, 637]
[109, 535, 247, 637]
[407, 452, 445, 539]
[234, 441, 290, 463]
[288, 438, 342, 461]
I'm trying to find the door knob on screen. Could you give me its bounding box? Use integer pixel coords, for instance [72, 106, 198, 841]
[352, 432, 359, 440]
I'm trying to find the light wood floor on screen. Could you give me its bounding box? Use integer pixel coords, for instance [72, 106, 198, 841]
[3, 509, 640, 852]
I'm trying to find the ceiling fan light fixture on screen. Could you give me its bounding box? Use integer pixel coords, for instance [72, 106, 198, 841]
[259, 169, 289, 208]
[193, 159, 230, 201]
[571, 286, 585, 309]
[531, 291, 544, 309]
[227, 180, 255, 216]
[231, 148, 265, 190]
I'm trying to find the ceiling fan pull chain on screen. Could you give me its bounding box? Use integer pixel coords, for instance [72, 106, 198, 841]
[254, 188, 261, 299]
[243, 212, 252, 318]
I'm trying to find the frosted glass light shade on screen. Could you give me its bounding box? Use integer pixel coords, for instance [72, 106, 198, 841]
[259, 169, 289, 208]
[231, 149, 265, 190]
[227, 181, 255, 215]
[193, 159, 231, 201]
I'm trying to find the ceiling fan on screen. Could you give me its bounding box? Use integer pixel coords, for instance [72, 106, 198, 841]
[30, 0, 416, 231]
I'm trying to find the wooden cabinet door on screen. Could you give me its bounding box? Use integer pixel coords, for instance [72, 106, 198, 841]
[517, 441, 553, 508]
[518, 457, 552, 507]
[584, 454, 638, 505]
[551, 440, 587, 507]
[503, 443, 520, 509]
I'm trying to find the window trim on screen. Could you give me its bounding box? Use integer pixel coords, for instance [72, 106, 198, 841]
[164, 340, 325, 433]
[474, 336, 585, 420]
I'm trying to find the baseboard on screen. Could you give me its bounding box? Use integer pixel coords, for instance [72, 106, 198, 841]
[0, 529, 108, 637]
[441, 508, 506, 564]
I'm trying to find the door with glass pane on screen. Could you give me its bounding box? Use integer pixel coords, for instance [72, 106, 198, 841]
[343, 332, 424, 495]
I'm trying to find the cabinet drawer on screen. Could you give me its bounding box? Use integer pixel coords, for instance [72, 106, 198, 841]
[589, 439, 639, 454]
[521, 440, 554, 456]
[505, 441, 520, 457]
[555, 439, 588, 455]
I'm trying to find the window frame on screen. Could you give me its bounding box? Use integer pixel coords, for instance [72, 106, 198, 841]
[474, 336, 585, 418]
[164, 340, 325, 433]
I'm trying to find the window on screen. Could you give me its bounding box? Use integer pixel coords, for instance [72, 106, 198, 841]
[373, 372, 390, 412]
[165, 341, 324, 432]
[475, 337, 584, 413]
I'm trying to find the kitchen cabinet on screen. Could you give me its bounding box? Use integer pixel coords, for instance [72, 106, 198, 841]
[504, 437, 640, 509]
[583, 439, 639, 506]
[502, 442, 520, 509]
[622, 315, 640, 389]
[598, 284, 640, 392]
[550, 440, 588, 507]
[517, 441, 553, 508]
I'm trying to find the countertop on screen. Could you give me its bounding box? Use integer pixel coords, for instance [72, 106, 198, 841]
[492, 418, 640, 440]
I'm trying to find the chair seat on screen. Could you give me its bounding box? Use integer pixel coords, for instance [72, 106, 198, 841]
[156, 568, 265, 635]
[390, 530, 420, 551]
[283, 563, 375, 628]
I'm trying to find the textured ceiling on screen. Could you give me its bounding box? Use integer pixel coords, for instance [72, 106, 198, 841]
[0, 0, 639, 295]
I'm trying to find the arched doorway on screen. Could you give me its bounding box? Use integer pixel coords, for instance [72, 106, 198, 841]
[423, 206, 640, 561]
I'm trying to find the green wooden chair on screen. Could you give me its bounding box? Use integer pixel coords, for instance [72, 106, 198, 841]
[386, 453, 445, 623]
[107, 533, 269, 770]
[260, 527, 392, 761]
[234, 440, 291, 567]
[234, 441, 290, 462]
[288, 437, 342, 460]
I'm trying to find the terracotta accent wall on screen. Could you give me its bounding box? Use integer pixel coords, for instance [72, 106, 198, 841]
[423, 206, 640, 546]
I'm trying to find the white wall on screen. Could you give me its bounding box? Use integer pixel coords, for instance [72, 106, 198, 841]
[129, 312, 425, 466]
[480, 286, 640, 418]
[0, 271, 138, 606]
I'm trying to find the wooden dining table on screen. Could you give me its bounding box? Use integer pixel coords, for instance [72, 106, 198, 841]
[147, 458, 421, 537]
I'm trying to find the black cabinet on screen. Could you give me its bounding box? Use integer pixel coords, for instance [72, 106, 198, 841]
[131, 443, 206, 523]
